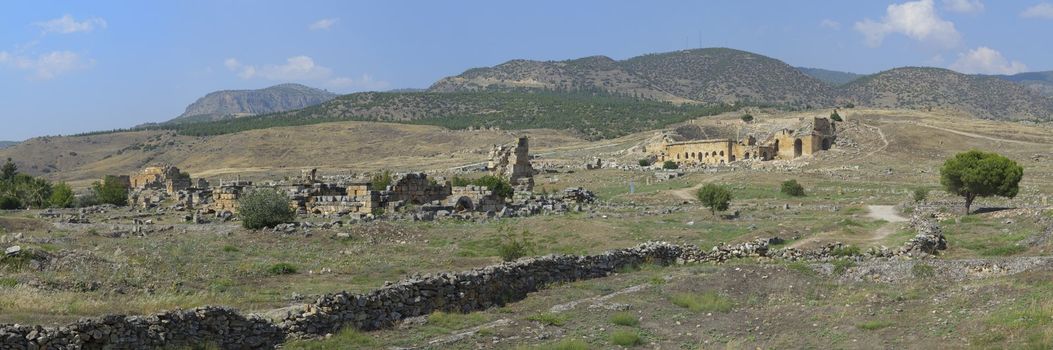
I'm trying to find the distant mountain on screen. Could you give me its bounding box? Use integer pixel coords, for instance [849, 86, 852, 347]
[169, 83, 338, 123]
[0, 141, 18, 149]
[838, 67, 1053, 120]
[991, 71, 1053, 97]
[430, 48, 835, 107]
[796, 67, 864, 86]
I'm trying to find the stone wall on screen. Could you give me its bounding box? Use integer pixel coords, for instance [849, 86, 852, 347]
[0, 306, 284, 349]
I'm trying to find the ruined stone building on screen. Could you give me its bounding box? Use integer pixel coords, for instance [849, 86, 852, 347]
[488, 137, 535, 190]
[130, 163, 191, 195]
[653, 117, 836, 166]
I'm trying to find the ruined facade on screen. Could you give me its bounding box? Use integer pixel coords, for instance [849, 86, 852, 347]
[655, 117, 836, 166]
[130, 163, 190, 194]
[488, 137, 535, 190]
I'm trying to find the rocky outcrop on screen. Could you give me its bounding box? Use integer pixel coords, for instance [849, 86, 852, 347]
[170, 84, 337, 123]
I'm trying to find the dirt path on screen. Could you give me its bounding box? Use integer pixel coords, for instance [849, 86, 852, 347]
[789, 205, 906, 248]
[668, 172, 734, 201]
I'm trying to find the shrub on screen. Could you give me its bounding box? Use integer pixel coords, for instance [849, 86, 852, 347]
[610, 330, 643, 346]
[911, 263, 935, 278]
[662, 160, 678, 170]
[238, 189, 296, 229]
[638, 158, 652, 167]
[0, 196, 20, 210]
[498, 234, 531, 262]
[740, 114, 754, 123]
[830, 245, 862, 257]
[267, 263, 297, 275]
[830, 111, 843, 122]
[473, 175, 514, 199]
[780, 179, 806, 197]
[696, 183, 732, 215]
[610, 312, 639, 326]
[912, 188, 929, 203]
[370, 170, 393, 191]
[73, 193, 99, 208]
[49, 182, 75, 208]
[92, 175, 129, 206]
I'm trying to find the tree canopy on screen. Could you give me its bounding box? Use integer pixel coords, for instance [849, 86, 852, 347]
[238, 189, 296, 229]
[696, 184, 733, 215]
[940, 150, 1023, 214]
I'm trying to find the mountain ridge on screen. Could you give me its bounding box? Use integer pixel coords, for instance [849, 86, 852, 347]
[170, 83, 338, 123]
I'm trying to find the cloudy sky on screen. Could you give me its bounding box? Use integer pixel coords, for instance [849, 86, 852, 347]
[1, 0, 1051, 140]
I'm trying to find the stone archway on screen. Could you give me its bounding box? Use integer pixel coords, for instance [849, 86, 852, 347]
[794, 139, 803, 158]
[453, 196, 474, 212]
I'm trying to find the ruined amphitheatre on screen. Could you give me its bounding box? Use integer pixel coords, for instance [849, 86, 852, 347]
[3, 4, 1053, 349]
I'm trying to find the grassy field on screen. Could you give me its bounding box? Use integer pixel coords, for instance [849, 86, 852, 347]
[1, 109, 1052, 348]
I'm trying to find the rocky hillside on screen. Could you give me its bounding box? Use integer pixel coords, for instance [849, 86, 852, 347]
[430, 48, 835, 107]
[796, 67, 864, 86]
[170, 83, 337, 123]
[993, 71, 1053, 97]
[838, 67, 1053, 120]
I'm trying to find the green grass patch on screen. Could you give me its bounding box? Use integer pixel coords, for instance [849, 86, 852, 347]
[610, 330, 643, 347]
[980, 245, 1027, 257]
[518, 338, 590, 350]
[221, 245, 239, 253]
[427, 311, 488, 330]
[0, 277, 17, 288]
[669, 292, 733, 313]
[283, 327, 376, 349]
[786, 262, 818, 277]
[830, 245, 862, 257]
[526, 312, 567, 326]
[610, 312, 639, 327]
[856, 320, 893, 331]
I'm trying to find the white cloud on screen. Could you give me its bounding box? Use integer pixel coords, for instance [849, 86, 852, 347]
[1021, 3, 1053, 19]
[949, 47, 1028, 74]
[34, 14, 107, 34]
[1, 51, 91, 80]
[820, 19, 841, 30]
[223, 55, 388, 90]
[854, 0, 961, 49]
[943, 0, 984, 13]
[309, 18, 339, 30]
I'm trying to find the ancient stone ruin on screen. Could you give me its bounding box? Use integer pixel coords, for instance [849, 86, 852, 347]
[652, 116, 837, 166]
[488, 136, 535, 191]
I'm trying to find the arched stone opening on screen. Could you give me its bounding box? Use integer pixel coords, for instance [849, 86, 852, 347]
[793, 138, 803, 158]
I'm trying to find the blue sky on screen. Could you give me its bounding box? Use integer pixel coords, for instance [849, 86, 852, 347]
[1, 0, 1051, 140]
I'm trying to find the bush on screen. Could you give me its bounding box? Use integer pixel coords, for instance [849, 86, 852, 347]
[638, 158, 652, 167]
[912, 188, 929, 203]
[49, 182, 75, 208]
[696, 183, 732, 215]
[238, 189, 296, 229]
[830, 111, 843, 122]
[0, 196, 20, 210]
[370, 170, 393, 191]
[781, 179, 806, 197]
[92, 175, 128, 206]
[498, 236, 530, 262]
[267, 263, 297, 275]
[610, 312, 639, 326]
[662, 160, 678, 170]
[740, 114, 754, 123]
[73, 193, 99, 208]
[610, 330, 643, 346]
[473, 175, 514, 199]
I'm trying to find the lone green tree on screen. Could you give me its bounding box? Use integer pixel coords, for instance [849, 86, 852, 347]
[238, 189, 296, 229]
[940, 150, 1023, 214]
[781, 179, 806, 197]
[49, 182, 75, 208]
[1, 158, 16, 181]
[696, 184, 733, 215]
[92, 175, 129, 206]
[662, 160, 679, 170]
